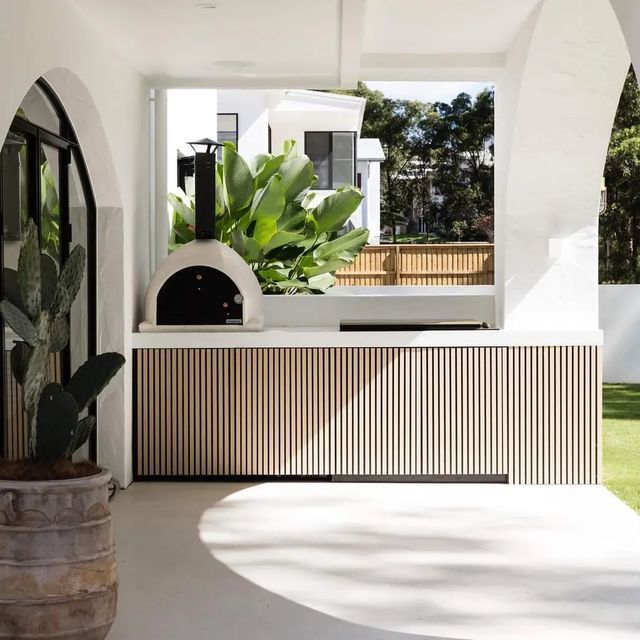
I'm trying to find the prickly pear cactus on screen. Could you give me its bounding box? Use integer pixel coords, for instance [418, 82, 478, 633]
[0, 219, 125, 461]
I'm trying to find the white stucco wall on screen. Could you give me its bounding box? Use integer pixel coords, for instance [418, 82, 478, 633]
[495, 0, 629, 331]
[0, 0, 149, 486]
[357, 159, 381, 244]
[217, 90, 269, 160]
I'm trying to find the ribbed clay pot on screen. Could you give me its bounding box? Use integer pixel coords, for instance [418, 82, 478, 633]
[0, 469, 117, 639]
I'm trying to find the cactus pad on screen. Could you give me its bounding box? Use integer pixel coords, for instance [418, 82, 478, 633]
[0, 300, 37, 345]
[40, 254, 58, 311]
[17, 220, 41, 318]
[35, 383, 79, 460]
[50, 316, 70, 353]
[52, 244, 85, 319]
[10, 341, 32, 385]
[66, 352, 125, 413]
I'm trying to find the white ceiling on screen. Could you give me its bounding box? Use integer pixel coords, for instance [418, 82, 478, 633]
[363, 0, 541, 55]
[69, 0, 542, 86]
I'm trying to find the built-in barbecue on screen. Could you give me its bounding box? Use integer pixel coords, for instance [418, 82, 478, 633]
[139, 138, 263, 332]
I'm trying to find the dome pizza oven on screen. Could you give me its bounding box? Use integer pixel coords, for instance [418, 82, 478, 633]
[139, 139, 263, 332]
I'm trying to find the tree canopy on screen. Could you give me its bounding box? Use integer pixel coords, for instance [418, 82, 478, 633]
[332, 82, 494, 242]
[600, 66, 640, 283]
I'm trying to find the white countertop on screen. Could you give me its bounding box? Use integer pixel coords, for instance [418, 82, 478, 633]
[131, 328, 603, 349]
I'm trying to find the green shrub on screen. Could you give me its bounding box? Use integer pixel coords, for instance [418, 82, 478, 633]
[169, 140, 368, 294]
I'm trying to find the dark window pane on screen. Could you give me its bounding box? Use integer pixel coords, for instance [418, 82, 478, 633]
[332, 132, 355, 188]
[217, 114, 238, 160]
[306, 132, 331, 189]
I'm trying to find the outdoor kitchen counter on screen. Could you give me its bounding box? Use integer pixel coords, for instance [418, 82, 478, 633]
[131, 328, 603, 349]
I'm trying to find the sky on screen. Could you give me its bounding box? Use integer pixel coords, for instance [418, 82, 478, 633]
[365, 81, 493, 104]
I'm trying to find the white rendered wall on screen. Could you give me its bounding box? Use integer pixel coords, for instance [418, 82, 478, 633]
[0, 0, 149, 487]
[600, 285, 640, 383]
[357, 159, 381, 244]
[217, 90, 269, 160]
[495, 0, 629, 331]
[166, 89, 218, 194]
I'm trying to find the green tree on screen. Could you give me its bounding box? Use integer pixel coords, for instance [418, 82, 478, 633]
[332, 83, 494, 242]
[600, 66, 640, 283]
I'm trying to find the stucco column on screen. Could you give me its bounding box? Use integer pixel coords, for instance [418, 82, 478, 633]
[495, 0, 629, 331]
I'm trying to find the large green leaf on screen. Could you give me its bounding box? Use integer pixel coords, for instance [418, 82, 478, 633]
[277, 204, 307, 232]
[223, 143, 255, 212]
[264, 230, 306, 254]
[314, 228, 370, 261]
[307, 272, 335, 292]
[168, 191, 195, 226]
[311, 186, 364, 234]
[252, 218, 277, 247]
[255, 155, 285, 189]
[231, 229, 264, 262]
[279, 156, 315, 203]
[251, 176, 285, 220]
[303, 259, 351, 279]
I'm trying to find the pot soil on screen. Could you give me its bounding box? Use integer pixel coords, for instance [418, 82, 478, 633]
[0, 469, 117, 639]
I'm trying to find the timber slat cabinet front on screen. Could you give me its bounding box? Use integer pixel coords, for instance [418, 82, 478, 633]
[133, 346, 602, 484]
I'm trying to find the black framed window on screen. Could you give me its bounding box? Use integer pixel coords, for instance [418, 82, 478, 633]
[305, 131, 357, 190]
[217, 113, 238, 159]
[0, 78, 97, 460]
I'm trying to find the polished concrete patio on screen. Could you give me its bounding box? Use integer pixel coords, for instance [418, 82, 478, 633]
[109, 482, 640, 640]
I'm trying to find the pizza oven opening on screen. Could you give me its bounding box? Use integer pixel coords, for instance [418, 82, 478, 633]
[139, 138, 263, 333]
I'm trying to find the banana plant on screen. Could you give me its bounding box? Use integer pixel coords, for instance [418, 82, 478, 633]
[169, 140, 369, 294]
[0, 219, 125, 461]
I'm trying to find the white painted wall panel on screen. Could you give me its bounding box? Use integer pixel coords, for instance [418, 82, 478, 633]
[600, 285, 640, 383]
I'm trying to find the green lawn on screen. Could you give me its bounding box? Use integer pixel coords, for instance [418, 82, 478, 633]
[603, 384, 640, 512]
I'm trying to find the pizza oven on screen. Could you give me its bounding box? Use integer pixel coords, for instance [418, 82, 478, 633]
[139, 138, 263, 332]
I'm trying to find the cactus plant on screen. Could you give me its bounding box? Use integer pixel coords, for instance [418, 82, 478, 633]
[1, 219, 125, 461]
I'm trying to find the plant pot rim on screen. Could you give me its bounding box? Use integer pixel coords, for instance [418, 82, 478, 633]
[0, 467, 111, 489]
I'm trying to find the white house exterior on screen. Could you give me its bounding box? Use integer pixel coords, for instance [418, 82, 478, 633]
[2, 0, 640, 489]
[159, 88, 384, 262]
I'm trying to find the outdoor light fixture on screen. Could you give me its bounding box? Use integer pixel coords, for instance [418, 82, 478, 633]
[139, 136, 264, 332]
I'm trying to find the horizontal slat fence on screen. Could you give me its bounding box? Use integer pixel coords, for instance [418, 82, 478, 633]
[335, 243, 494, 286]
[134, 345, 601, 484]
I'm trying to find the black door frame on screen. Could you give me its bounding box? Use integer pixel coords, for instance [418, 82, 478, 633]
[0, 78, 98, 459]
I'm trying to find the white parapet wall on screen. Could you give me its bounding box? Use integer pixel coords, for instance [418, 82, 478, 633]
[600, 284, 640, 383]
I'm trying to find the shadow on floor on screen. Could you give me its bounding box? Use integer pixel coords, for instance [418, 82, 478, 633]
[109, 482, 464, 640]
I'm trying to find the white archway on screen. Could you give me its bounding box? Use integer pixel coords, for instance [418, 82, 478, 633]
[495, 0, 630, 330]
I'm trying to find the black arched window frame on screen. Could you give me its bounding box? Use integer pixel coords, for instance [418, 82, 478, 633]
[0, 78, 98, 459]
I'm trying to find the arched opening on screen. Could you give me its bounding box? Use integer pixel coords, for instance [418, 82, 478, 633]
[0, 77, 97, 460]
[600, 64, 640, 283]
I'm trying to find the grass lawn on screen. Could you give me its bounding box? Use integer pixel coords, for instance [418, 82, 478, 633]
[603, 384, 640, 512]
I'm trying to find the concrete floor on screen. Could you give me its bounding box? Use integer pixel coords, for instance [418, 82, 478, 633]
[109, 483, 640, 640]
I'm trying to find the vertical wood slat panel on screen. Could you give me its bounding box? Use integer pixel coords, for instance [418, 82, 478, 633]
[3, 352, 63, 461]
[133, 346, 601, 484]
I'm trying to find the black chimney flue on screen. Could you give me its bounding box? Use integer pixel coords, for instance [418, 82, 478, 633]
[188, 138, 224, 241]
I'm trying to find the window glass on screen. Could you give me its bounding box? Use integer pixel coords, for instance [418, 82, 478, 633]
[217, 113, 238, 159]
[332, 132, 355, 188]
[18, 84, 60, 134]
[305, 132, 331, 189]
[69, 160, 89, 378]
[40, 145, 61, 265]
[1, 131, 28, 458]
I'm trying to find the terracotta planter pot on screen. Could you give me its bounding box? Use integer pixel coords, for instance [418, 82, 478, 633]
[0, 469, 117, 639]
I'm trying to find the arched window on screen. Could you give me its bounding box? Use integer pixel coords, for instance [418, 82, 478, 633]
[0, 78, 97, 460]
